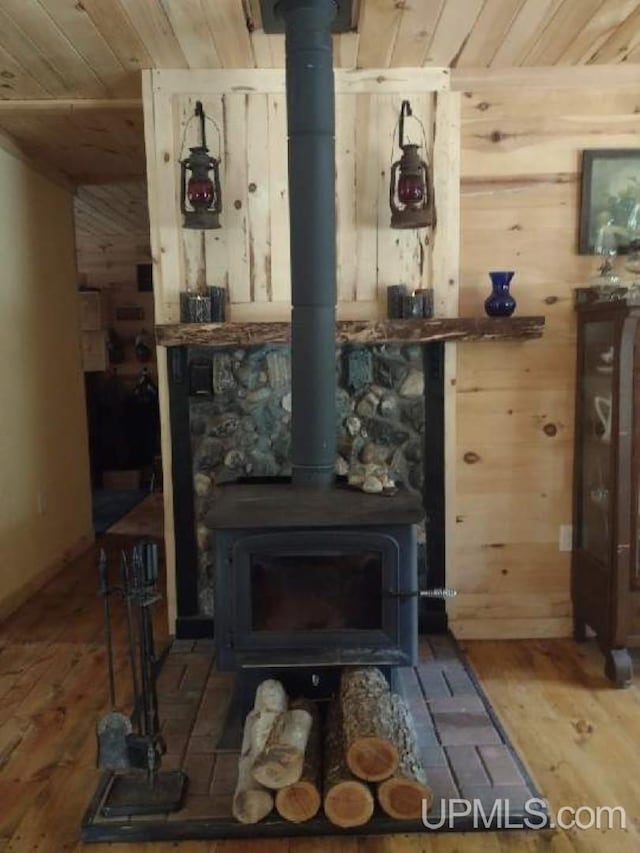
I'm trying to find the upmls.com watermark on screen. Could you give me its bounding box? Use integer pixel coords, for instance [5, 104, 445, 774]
[422, 798, 627, 831]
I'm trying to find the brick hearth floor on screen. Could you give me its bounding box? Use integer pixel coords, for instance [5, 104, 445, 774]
[82, 635, 543, 841]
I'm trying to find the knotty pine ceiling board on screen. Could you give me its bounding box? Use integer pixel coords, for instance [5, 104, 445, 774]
[0, 109, 146, 183]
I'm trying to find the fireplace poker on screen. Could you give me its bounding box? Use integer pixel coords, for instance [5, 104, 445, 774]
[96, 548, 132, 771]
[119, 550, 140, 731]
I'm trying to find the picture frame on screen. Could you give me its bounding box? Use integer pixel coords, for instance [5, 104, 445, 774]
[579, 149, 640, 255]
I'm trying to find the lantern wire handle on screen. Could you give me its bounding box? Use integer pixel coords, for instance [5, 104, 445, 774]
[389, 99, 431, 171]
[179, 101, 223, 163]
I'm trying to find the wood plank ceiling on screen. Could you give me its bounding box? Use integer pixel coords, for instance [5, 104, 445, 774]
[0, 0, 638, 186]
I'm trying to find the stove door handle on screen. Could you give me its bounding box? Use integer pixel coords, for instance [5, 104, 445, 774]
[385, 588, 458, 600]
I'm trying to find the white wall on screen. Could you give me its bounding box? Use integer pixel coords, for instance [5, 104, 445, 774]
[0, 145, 93, 615]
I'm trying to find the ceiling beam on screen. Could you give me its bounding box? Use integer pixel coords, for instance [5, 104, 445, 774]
[0, 99, 142, 114]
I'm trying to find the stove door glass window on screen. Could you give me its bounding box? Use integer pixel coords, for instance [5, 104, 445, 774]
[250, 550, 383, 631]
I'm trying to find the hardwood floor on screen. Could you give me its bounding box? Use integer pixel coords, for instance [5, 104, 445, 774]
[1, 533, 639, 852]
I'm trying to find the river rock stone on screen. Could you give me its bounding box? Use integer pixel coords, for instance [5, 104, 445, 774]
[345, 415, 361, 437]
[224, 449, 245, 470]
[246, 386, 272, 405]
[400, 369, 424, 398]
[356, 391, 379, 419]
[207, 413, 240, 437]
[335, 455, 349, 476]
[249, 450, 278, 477]
[212, 353, 235, 394]
[194, 472, 212, 497]
[344, 348, 373, 392]
[195, 437, 225, 469]
[196, 524, 210, 551]
[266, 350, 291, 389]
[379, 394, 398, 417]
[363, 475, 383, 494]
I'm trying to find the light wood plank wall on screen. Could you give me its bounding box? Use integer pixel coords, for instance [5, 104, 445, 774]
[75, 182, 154, 380]
[145, 69, 454, 323]
[143, 69, 460, 629]
[450, 84, 640, 639]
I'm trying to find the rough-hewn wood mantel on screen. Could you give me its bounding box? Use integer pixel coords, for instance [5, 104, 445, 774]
[155, 316, 545, 347]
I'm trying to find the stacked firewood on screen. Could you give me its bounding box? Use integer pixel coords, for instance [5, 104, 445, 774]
[233, 667, 432, 827]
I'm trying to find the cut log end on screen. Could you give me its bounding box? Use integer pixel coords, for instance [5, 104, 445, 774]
[275, 780, 321, 823]
[252, 747, 304, 790]
[346, 737, 399, 782]
[378, 777, 433, 820]
[232, 788, 274, 825]
[323, 780, 374, 828]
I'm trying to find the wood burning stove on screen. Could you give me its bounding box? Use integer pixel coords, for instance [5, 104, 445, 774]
[208, 481, 423, 730]
[211, 484, 422, 673]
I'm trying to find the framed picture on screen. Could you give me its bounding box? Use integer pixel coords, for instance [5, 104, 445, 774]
[579, 149, 640, 254]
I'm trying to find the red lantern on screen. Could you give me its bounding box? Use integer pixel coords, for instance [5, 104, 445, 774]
[180, 101, 222, 230]
[389, 100, 434, 230]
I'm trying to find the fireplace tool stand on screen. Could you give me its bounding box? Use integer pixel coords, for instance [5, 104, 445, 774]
[98, 542, 187, 817]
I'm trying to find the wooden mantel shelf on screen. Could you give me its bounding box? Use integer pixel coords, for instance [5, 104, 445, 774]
[155, 316, 545, 348]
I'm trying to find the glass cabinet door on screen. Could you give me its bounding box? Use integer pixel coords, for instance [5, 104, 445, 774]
[579, 320, 615, 564]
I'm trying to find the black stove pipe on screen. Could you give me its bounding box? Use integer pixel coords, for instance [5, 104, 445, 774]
[280, 0, 337, 488]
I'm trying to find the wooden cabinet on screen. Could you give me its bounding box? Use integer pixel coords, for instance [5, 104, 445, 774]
[573, 289, 640, 687]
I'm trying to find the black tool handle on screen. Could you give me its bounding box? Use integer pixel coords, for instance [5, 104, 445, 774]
[120, 551, 141, 729]
[99, 549, 117, 709]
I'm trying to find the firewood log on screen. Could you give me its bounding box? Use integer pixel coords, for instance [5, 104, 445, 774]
[252, 706, 313, 789]
[232, 678, 288, 823]
[340, 668, 399, 782]
[254, 678, 288, 713]
[377, 693, 433, 819]
[232, 709, 276, 823]
[275, 699, 322, 822]
[323, 697, 374, 828]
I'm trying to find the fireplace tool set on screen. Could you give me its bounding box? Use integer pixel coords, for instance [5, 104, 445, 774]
[96, 542, 187, 817]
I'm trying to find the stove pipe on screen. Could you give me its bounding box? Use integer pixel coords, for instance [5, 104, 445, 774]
[280, 0, 337, 488]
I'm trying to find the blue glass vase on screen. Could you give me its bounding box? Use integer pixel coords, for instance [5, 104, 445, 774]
[485, 271, 516, 317]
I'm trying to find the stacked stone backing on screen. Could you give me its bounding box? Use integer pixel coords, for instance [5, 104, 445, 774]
[189, 344, 425, 616]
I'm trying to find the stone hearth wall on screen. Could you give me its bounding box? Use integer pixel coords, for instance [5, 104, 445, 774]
[189, 344, 425, 616]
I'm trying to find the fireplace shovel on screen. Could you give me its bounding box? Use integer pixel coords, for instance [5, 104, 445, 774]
[96, 548, 133, 771]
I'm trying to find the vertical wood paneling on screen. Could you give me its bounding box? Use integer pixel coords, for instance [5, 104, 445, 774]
[176, 95, 204, 292]
[354, 94, 379, 302]
[153, 87, 183, 321]
[146, 71, 455, 319]
[224, 94, 250, 303]
[246, 94, 271, 302]
[335, 93, 357, 303]
[267, 94, 290, 303]
[432, 92, 460, 317]
[201, 95, 228, 292]
[378, 95, 427, 298]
